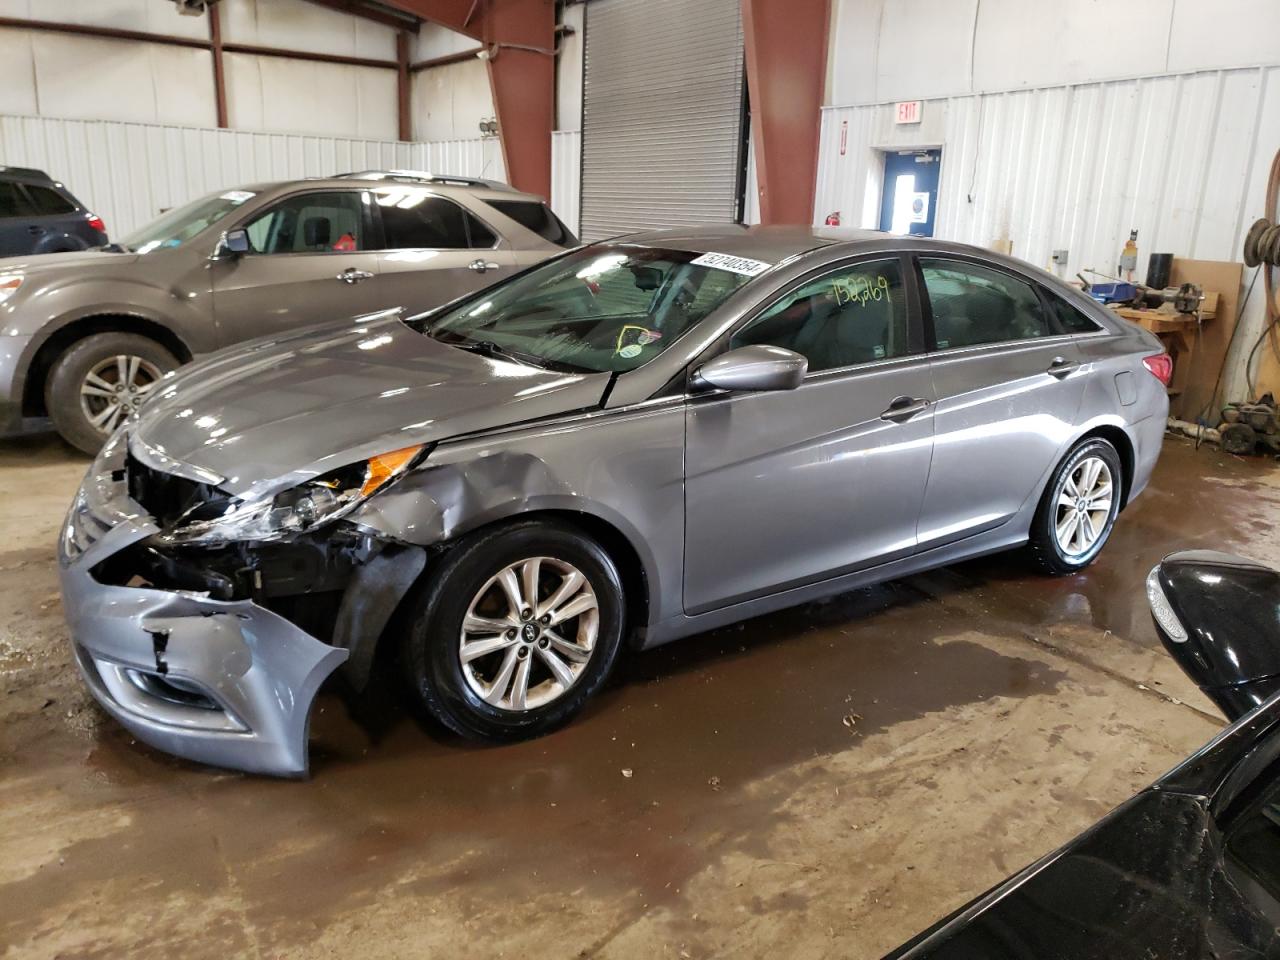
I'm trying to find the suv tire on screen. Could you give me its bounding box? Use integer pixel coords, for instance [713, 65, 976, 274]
[45, 332, 178, 455]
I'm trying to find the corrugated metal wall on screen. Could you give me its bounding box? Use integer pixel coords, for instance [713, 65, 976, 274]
[579, 0, 745, 240]
[814, 65, 1280, 403]
[551, 130, 582, 238]
[0, 113, 504, 239]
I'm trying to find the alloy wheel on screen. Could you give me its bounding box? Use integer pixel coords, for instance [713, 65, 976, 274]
[79, 354, 163, 436]
[458, 556, 599, 711]
[1054, 455, 1113, 557]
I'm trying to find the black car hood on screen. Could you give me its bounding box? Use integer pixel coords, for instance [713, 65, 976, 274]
[130, 312, 609, 498]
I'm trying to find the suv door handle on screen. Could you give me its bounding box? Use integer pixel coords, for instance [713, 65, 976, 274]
[469, 259, 501, 273]
[337, 268, 374, 283]
[27, 225, 43, 235]
[880, 396, 931, 422]
[1046, 357, 1080, 379]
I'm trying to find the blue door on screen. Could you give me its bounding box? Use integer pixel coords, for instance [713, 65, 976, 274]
[878, 149, 941, 237]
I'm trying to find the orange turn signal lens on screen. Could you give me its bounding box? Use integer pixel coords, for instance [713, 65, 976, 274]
[360, 444, 423, 497]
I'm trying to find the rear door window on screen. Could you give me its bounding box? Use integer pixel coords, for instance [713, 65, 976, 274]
[920, 258, 1049, 350]
[243, 191, 367, 253]
[24, 184, 77, 215]
[376, 190, 497, 249]
[0, 181, 30, 218]
[1046, 293, 1104, 334]
[483, 198, 576, 247]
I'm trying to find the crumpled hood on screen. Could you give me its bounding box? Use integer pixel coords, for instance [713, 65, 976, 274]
[130, 313, 609, 499]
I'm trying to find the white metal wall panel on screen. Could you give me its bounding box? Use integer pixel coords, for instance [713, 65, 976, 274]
[0, 113, 502, 239]
[814, 65, 1280, 402]
[579, 0, 745, 240]
[551, 130, 582, 238]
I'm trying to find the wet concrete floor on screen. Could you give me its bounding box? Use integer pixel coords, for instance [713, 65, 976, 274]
[2, 433, 1277, 958]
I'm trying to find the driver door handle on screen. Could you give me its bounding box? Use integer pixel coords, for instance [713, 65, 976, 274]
[1047, 357, 1080, 379]
[337, 268, 374, 284]
[469, 259, 501, 273]
[880, 395, 931, 422]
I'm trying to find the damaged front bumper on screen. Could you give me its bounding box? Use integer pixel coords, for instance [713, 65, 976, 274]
[57, 444, 354, 778]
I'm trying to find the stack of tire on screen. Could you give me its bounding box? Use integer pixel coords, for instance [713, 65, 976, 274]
[1220, 397, 1279, 456]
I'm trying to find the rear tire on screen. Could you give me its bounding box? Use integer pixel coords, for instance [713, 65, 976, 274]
[45, 332, 178, 455]
[1027, 438, 1123, 575]
[400, 520, 626, 742]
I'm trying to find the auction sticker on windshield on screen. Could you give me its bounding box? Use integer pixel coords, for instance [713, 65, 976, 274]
[219, 190, 256, 204]
[690, 252, 772, 277]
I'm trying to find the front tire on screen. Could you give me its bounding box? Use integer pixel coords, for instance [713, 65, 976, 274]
[1028, 438, 1123, 575]
[45, 332, 178, 455]
[401, 520, 626, 742]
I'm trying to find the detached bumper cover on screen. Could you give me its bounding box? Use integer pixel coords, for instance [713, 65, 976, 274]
[58, 452, 348, 777]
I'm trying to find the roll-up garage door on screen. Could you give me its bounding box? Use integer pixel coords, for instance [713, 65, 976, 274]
[580, 0, 745, 241]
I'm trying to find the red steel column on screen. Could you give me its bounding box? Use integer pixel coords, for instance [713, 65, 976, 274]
[480, 0, 555, 198]
[741, 0, 831, 225]
[383, 0, 555, 198]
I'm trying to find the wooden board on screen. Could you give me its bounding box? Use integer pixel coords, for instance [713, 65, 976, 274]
[1167, 258, 1242, 421]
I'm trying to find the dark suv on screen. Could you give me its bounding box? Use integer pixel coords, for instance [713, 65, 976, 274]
[0, 166, 107, 255]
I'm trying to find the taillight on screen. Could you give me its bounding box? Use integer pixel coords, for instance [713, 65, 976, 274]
[86, 214, 106, 234]
[1143, 353, 1173, 386]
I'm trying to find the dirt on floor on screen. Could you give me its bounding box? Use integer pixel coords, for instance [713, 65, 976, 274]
[1, 434, 1277, 959]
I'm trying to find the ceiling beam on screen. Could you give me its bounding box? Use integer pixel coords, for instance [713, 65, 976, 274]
[301, 0, 422, 32]
[377, 0, 485, 40]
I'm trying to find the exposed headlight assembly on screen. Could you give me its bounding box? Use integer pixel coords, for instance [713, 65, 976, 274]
[1146, 566, 1188, 643]
[163, 444, 424, 545]
[0, 273, 24, 306]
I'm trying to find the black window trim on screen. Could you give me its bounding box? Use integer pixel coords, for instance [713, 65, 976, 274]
[911, 252, 1110, 356]
[693, 252, 928, 386]
[233, 187, 375, 257]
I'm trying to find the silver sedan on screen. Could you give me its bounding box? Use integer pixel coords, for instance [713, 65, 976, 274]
[59, 226, 1169, 775]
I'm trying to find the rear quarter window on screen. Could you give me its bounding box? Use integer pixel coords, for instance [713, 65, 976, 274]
[483, 199, 576, 247]
[25, 184, 77, 215]
[1046, 291, 1104, 334]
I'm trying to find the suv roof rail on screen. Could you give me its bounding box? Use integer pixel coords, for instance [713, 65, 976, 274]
[0, 165, 53, 182]
[333, 169, 520, 193]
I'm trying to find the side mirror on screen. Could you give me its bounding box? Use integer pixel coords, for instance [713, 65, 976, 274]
[214, 228, 250, 259]
[691, 345, 807, 393]
[1149, 550, 1280, 720]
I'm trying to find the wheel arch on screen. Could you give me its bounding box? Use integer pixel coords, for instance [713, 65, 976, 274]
[20, 314, 192, 418]
[1074, 423, 1136, 510]
[436, 507, 653, 647]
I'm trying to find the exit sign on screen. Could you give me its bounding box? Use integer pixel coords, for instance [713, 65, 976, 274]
[895, 100, 922, 124]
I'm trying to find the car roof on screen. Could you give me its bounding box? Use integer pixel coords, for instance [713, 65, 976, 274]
[612, 224, 871, 262]
[235, 176, 549, 205]
[0, 165, 59, 186]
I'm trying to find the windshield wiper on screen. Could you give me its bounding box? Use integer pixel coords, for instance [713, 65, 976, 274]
[446, 338, 553, 369]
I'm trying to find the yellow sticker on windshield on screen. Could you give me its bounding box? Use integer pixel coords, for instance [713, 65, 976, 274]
[615, 324, 661, 356]
[833, 274, 891, 307]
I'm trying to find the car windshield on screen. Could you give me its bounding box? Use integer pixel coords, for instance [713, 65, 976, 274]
[422, 245, 759, 373]
[117, 189, 257, 254]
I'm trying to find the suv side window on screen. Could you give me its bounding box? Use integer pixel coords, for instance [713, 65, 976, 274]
[0, 182, 29, 218]
[920, 258, 1048, 349]
[731, 259, 910, 373]
[25, 184, 77, 215]
[482, 198, 575, 247]
[243, 191, 367, 254]
[375, 189, 494, 250]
